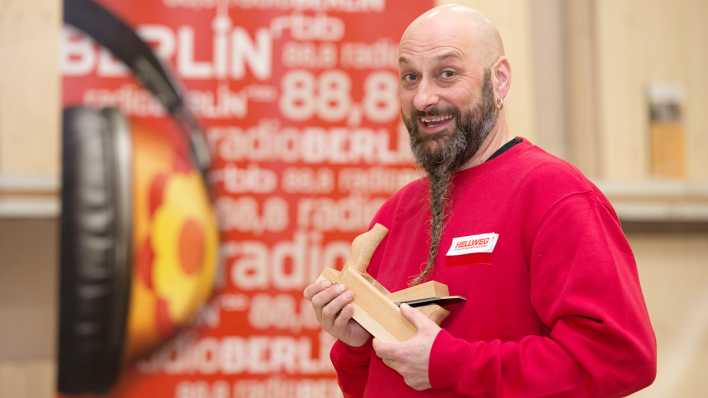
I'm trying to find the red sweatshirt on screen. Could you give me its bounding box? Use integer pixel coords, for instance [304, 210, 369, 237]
[330, 139, 656, 397]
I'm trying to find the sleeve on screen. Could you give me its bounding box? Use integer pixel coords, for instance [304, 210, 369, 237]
[330, 340, 373, 398]
[427, 192, 657, 397]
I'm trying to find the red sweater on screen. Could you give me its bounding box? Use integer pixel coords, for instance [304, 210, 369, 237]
[330, 139, 656, 397]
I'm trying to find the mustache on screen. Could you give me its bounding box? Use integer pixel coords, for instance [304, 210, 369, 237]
[405, 106, 462, 143]
[413, 105, 459, 118]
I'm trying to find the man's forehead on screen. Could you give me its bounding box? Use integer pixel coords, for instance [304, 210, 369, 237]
[399, 20, 475, 60]
[399, 5, 503, 69]
[398, 45, 465, 65]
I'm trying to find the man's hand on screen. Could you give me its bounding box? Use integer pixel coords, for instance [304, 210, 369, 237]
[303, 279, 371, 347]
[372, 303, 441, 391]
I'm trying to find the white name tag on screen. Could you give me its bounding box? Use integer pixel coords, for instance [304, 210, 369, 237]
[446, 233, 499, 256]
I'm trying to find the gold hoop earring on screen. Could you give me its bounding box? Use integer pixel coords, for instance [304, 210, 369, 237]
[496, 97, 504, 110]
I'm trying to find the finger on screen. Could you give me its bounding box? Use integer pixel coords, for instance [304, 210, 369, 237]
[332, 303, 355, 330]
[400, 303, 432, 330]
[321, 290, 353, 327]
[372, 338, 396, 359]
[309, 284, 344, 324]
[303, 279, 332, 300]
[406, 377, 429, 391]
[310, 283, 346, 310]
[381, 357, 399, 371]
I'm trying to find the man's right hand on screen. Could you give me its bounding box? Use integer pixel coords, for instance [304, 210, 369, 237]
[303, 279, 371, 347]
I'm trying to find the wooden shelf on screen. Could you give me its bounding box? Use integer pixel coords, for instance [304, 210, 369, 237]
[2, 176, 708, 225]
[597, 180, 708, 224]
[0, 177, 59, 218]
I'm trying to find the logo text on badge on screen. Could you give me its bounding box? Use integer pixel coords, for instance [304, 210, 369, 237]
[447, 233, 499, 257]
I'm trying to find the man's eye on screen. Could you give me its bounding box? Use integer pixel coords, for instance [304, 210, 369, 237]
[440, 69, 456, 79]
[401, 73, 418, 83]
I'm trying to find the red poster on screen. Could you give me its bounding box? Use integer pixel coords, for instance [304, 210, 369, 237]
[61, 0, 433, 396]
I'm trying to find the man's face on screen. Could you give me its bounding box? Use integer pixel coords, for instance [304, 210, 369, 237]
[398, 42, 498, 174]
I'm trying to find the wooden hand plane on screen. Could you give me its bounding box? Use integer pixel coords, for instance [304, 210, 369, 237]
[318, 223, 463, 342]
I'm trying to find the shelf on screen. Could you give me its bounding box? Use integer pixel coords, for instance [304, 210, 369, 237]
[0, 176, 59, 218]
[597, 179, 708, 224]
[2, 176, 708, 226]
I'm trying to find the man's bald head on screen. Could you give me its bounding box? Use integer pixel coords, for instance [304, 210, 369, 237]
[400, 4, 505, 70]
[397, 3, 512, 179]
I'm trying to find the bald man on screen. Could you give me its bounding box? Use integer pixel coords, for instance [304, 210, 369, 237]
[304, 5, 656, 397]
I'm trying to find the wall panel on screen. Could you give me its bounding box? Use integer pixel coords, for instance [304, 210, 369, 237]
[590, 0, 708, 180]
[0, 0, 60, 178]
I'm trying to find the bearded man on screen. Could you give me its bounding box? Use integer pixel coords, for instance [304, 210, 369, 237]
[304, 4, 656, 397]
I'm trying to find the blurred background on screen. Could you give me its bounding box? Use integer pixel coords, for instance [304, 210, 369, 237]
[1, 0, 707, 397]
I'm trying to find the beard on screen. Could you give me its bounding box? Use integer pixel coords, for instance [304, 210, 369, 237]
[403, 69, 498, 177]
[404, 69, 499, 285]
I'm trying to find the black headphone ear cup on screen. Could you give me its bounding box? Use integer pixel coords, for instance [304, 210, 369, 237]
[58, 106, 133, 394]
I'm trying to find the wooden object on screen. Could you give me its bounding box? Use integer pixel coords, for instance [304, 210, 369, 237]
[648, 83, 686, 178]
[650, 121, 685, 178]
[318, 223, 454, 342]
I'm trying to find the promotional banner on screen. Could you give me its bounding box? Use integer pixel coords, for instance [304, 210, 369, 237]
[61, 0, 433, 396]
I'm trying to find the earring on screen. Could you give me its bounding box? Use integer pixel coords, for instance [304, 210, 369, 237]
[496, 97, 504, 110]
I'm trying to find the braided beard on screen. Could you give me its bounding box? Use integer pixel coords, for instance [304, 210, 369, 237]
[403, 69, 498, 285]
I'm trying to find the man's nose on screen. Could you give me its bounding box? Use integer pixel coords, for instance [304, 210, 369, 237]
[413, 79, 439, 111]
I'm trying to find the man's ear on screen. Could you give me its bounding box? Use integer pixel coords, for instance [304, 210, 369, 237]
[492, 56, 511, 102]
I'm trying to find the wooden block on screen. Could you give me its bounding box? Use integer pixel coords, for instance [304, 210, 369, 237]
[320, 267, 416, 340]
[317, 223, 456, 342]
[416, 304, 450, 325]
[389, 281, 449, 303]
[346, 223, 389, 273]
[339, 267, 417, 341]
[318, 267, 341, 284]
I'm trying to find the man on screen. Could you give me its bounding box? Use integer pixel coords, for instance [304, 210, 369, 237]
[303, 4, 656, 397]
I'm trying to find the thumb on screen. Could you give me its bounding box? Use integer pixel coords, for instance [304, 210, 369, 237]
[400, 303, 433, 330]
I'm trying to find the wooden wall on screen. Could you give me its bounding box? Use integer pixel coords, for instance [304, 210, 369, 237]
[0, 218, 56, 397]
[567, 0, 708, 180]
[0, 0, 60, 395]
[0, 0, 60, 178]
[630, 233, 708, 397]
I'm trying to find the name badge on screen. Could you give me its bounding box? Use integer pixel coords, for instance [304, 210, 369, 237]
[447, 233, 499, 256]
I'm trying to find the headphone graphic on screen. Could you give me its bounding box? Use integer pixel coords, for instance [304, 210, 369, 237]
[59, 0, 219, 393]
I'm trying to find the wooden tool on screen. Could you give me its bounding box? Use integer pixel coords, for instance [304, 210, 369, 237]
[318, 223, 461, 342]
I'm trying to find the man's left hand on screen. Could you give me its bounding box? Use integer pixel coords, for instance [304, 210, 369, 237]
[372, 303, 441, 391]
